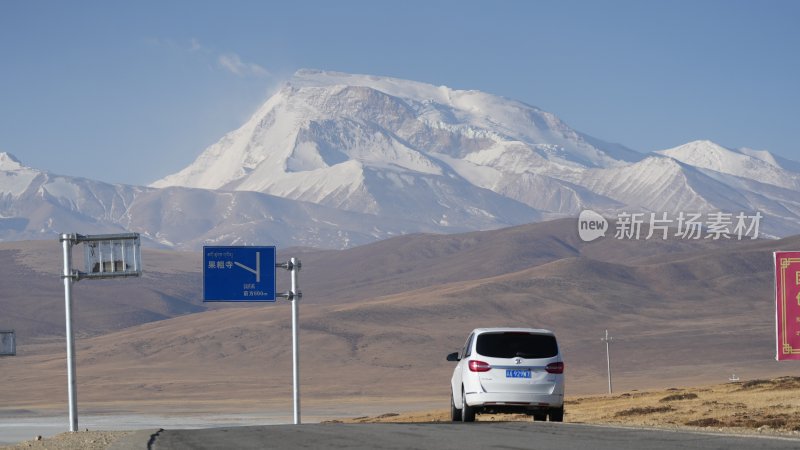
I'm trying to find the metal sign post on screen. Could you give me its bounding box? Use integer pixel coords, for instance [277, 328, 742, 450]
[276, 258, 302, 425]
[203, 247, 302, 424]
[60, 235, 78, 432]
[289, 257, 301, 425]
[60, 233, 142, 432]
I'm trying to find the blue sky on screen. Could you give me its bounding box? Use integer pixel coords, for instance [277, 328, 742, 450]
[1, 0, 798, 185]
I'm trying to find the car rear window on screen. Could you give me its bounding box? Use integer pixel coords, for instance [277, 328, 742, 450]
[475, 332, 558, 359]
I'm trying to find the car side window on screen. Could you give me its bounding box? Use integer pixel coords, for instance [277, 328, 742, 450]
[462, 333, 474, 358]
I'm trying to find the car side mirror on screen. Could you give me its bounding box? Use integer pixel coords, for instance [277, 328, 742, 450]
[446, 352, 460, 362]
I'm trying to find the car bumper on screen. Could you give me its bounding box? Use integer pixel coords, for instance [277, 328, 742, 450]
[465, 392, 564, 409]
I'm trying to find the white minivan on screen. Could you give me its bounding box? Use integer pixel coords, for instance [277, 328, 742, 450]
[447, 328, 564, 422]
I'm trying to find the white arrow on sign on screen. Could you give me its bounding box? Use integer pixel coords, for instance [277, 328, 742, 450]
[234, 251, 261, 283]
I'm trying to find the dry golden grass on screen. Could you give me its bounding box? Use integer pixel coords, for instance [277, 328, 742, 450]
[338, 376, 800, 437]
[566, 376, 800, 432]
[8, 377, 800, 449]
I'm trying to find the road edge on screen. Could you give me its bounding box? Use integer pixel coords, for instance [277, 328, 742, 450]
[107, 428, 163, 450]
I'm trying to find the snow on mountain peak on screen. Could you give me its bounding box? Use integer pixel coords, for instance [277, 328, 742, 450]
[0, 152, 25, 171]
[737, 146, 777, 164]
[656, 140, 735, 170]
[659, 139, 726, 155]
[7, 65, 800, 247]
[153, 69, 639, 216]
[135, 70, 800, 245]
[0, 152, 45, 198]
[657, 140, 800, 189]
[289, 69, 456, 105]
[286, 70, 628, 168]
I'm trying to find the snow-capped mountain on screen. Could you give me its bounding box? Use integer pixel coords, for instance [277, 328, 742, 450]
[1, 152, 143, 236]
[578, 155, 751, 214]
[0, 151, 531, 249]
[4, 70, 800, 248]
[657, 140, 800, 190]
[152, 70, 637, 218]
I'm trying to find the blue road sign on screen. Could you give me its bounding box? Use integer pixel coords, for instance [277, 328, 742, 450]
[203, 246, 276, 302]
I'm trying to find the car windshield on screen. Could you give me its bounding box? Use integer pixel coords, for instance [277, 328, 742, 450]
[475, 332, 558, 359]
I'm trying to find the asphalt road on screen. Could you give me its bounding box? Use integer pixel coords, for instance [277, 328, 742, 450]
[143, 422, 800, 450]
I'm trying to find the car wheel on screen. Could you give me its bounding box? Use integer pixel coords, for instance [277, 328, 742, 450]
[450, 392, 462, 422]
[532, 413, 547, 422]
[549, 407, 564, 422]
[461, 389, 476, 422]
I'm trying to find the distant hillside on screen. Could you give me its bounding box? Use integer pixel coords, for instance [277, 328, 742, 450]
[0, 219, 793, 414]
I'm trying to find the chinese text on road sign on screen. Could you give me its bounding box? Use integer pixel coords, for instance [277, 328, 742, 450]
[203, 246, 276, 302]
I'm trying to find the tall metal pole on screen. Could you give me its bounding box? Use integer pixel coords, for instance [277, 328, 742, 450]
[290, 257, 301, 425]
[602, 329, 613, 395]
[60, 234, 78, 432]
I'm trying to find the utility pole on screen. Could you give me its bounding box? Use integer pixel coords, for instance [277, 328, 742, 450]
[60, 234, 78, 432]
[289, 257, 301, 425]
[602, 329, 613, 395]
[60, 233, 142, 432]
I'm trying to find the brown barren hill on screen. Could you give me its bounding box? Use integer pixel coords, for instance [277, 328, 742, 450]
[0, 219, 797, 417]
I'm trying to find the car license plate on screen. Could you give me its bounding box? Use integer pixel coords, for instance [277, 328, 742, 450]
[506, 369, 531, 378]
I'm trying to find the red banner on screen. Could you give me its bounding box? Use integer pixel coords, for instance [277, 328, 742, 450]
[775, 252, 800, 360]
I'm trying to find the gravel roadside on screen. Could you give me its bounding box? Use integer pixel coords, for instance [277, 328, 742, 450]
[0, 431, 131, 450]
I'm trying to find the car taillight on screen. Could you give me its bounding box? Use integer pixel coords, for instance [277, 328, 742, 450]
[468, 360, 491, 372]
[546, 362, 564, 374]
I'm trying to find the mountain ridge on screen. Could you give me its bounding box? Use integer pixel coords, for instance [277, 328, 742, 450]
[3, 70, 800, 247]
[0, 220, 793, 407]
